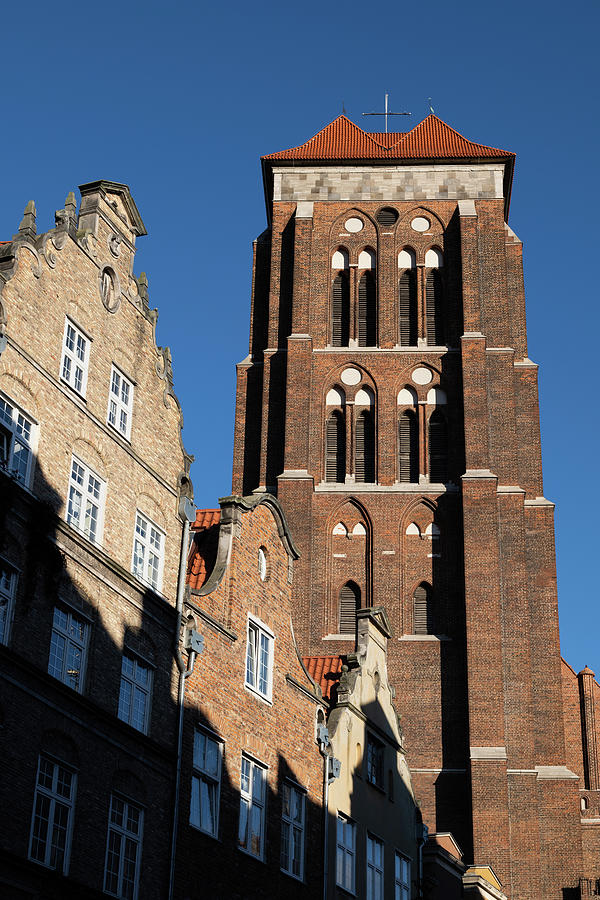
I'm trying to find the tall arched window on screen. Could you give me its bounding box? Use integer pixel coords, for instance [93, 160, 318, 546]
[398, 410, 418, 483]
[425, 268, 444, 346]
[357, 272, 376, 347]
[429, 411, 448, 483]
[326, 410, 345, 483]
[339, 581, 361, 634]
[399, 270, 417, 346]
[332, 273, 350, 346]
[355, 409, 375, 483]
[413, 582, 433, 635]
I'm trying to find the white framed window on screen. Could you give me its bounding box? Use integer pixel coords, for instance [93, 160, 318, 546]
[0, 393, 36, 486]
[238, 754, 266, 859]
[66, 456, 105, 544]
[28, 756, 75, 873]
[107, 366, 134, 440]
[336, 814, 356, 893]
[281, 781, 305, 880]
[47, 606, 89, 692]
[367, 833, 384, 900]
[118, 652, 152, 734]
[395, 851, 410, 900]
[61, 318, 90, 396]
[103, 794, 143, 900]
[366, 734, 385, 789]
[245, 616, 274, 701]
[190, 729, 222, 837]
[0, 559, 17, 645]
[132, 512, 165, 592]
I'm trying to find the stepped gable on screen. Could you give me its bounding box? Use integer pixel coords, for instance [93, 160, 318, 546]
[262, 113, 514, 161]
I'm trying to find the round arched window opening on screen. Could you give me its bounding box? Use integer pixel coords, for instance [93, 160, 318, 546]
[258, 547, 269, 582]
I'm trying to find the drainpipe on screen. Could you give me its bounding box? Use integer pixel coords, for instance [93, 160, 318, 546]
[318, 735, 330, 900]
[168, 497, 200, 900]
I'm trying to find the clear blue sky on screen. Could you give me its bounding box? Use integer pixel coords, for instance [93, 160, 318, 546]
[1, 1, 598, 671]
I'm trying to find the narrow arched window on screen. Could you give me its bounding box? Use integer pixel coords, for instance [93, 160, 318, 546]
[340, 581, 361, 634]
[355, 410, 375, 483]
[398, 410, 418, 483]
[413, 583, 432, 635]
[399, 270, 417, 346]
[332, 273, 350, 346]
[357, 272, 376, 347]
[326, 411, 345, 483]
[429, 411, 447, 483]
[425, 269, 444, 346]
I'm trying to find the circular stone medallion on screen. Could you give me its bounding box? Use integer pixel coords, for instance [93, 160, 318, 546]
[412, 367, 433, 385]
[411, 216, 430, 232]
[344, 217, 364, 233]
[341, 367, 362, 386]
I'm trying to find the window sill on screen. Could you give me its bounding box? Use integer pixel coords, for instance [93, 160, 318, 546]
[323, 634, 355, 641]
[60, 377, 87, 403]
[281, 867, 304, 883]
[238, 845, 265, 863]
[244, 683, 273, 706]
[189, 821, 220, 841]
[398, 634, 451, 642]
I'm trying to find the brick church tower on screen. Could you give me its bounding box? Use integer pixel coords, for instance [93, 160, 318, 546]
[232, 115, 585, 898]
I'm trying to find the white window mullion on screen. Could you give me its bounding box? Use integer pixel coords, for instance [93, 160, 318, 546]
[0, 560, 17, 644]
[61, 319, 90, 397]
[245, 617, 274, 701]
[107, 366, 134, 440]
[131, 512, 164, 591]
[0, 394, 36, 486]
[66, 456, 105, 545]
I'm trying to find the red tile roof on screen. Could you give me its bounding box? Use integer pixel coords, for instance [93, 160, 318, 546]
[187, 509, 221, 590]
[302, 655, 343, 699]
[263, 114, 514, 162]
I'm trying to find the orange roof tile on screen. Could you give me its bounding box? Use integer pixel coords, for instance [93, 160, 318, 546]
[302, 655, 343, 700]
[262, 114, 514, 162]
[187, 508, 221, 590]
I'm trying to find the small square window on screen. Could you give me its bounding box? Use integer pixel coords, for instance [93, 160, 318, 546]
[367, 833, 384, 900]
[281, 781, 305, 880]
[336, 814, 355, 893]
[0, 393, 36, 487]
[107, 366, 134, 440]
[395, 852, 410, 900]
[118, 652, 152, 734]
[28, 756, 76, 873]
[103, 794, 143, 899]
[238, 755, 266, 859]
[61, 319, 90, 397]
[190, 729, 222, 837]
[366, 734, 384, 789]
[0, 559, 17, 645]
[66, 456, 105, 545]
[131, 512, 165, 592]
[47, 606, 89, 692]
[245, 617, 273, 701]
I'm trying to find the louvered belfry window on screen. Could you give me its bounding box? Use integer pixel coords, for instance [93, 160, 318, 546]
[332, 273, 350, 347]
[355, 410, 375, 483]
[357, 272, 376, 347]
[425, 269, 444, 345]
[413, 583, 432, 635]
[326, 411, 345, 483]
[399, 270, 417, 346]
[429, 411, 448, 483]
[398, 411, 418, 483]
[339, 581, 361, 634]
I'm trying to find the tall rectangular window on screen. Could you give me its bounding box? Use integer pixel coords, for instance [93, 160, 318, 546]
[238, 755, 266, 859]
[118, 653, 152, 733]
[190, 729, 222, 837]
[61, 319, 89, 396]
[107, 366, 134, 440]
[29, 756, 75, 873]
[245, 617, 273, 701]
[367, 833, 384, 900]
[366, 734, 384, 788]
[103, 794, 143, 900]
[47, 606, 89, 692]
[336, 814, 355, 893]
[0, 559, 17, 645]
[0, 393, 36, 486]
[132, 512, 164, 591]
[280, 781, 305, 880]
[395, 852, 410, 900]
[66, 456, 105, 544]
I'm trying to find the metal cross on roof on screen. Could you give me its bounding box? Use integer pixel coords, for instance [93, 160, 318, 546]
[362, 93, 411, 134]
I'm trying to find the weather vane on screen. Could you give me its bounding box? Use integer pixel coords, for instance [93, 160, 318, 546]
[427, 97, 435, 114]
[362, 93, 411, 134]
